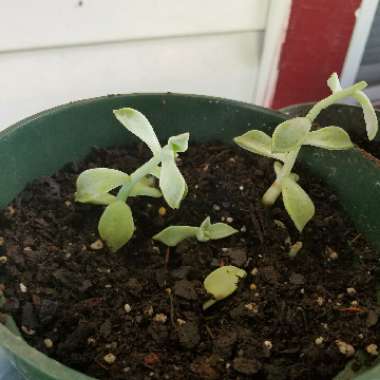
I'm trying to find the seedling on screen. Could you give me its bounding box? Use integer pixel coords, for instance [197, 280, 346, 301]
[152, 216, 238, 246]
[75, 108, 189, 252]
[203, 266, 247, 310]
[234, 73, 378, 231]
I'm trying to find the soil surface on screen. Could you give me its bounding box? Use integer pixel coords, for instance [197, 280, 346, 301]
[1, 143, 380, 380]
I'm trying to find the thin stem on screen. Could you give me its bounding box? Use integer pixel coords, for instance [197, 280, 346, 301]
[306, 81, 366, 122]
[117, 154, 161, 201]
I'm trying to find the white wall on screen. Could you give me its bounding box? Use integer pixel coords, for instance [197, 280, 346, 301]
[0, 0, 269, 129]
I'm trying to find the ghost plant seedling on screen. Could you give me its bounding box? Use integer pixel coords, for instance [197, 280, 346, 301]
[203, 266, 247, 310]
[75, 108, 189, 252]
[153, 216, 238, 246]
[234, 73, 379, 232]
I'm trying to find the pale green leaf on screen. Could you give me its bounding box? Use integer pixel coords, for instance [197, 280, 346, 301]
[168, 133, 190, 153]
[113, 108, 161, 154]
[272, 117, 311, 153]
[203, 266, 247, 309]
[129, 177, 162, 198]
[98, 201, 135, 252]
[234, 130, 286, 161]
[282, 177, 315, 232]
[353, 91, 379, 141]
[327, 72, 342, 93]
[305, 126, 354, 150]
[208, 223, 238, 240]
[152, 226, 199, 246]
[159, 147, 187, 209]
[75, 168, 129, 204]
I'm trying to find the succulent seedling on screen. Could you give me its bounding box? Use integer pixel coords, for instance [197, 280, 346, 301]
[203, 266, 247, 309]
[75, 108, 189, 252]
[153, 216, 238, 246]
[234, 73, 379, 231]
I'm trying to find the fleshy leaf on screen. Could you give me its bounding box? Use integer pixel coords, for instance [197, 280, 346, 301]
[203, 266, 247, 309]
[327, 73, 378, 141]
[282, 177, 315, 232]
[113, 108, 161, 154]
[305, 126, 354, 150]
[98, 201, 135, 252]
[75, 168, 129, 204]
[129, 177, 162, 198]
[152, 226, 199, 246]
[208, 223, 238, 240]
[272, 117, 311, 153]
[234, 130, 286, 161]
[353, 91, 379, 141]
[327, 72, 342, 93]
[168, 133, 190, 153]
[159, 147, 187, 209]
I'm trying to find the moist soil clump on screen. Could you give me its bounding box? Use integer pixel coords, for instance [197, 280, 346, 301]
[1, 143, 380, 380]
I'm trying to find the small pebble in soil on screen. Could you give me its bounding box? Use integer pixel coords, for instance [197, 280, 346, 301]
[21, 326, 35, 335]
[143, 352, 160, 367]
[316, 296, 324, 306]
[336, 340, 355, 357]
[87, 337, 96, 345]
[226, 217, 234, 223]
[44, 338, 54, 348]
[158, 207, 167, 216]
[103, 353, 116, 364]
[240, 225, 247, 232]
[366, 344, 378, 356]
[347, 287, 357, 295]
[351, 300, 359, 306]
[64, 200, 71, 207]
[273, 219, 286, 229]
[315, 337, 324, 345]
[153, 313, 167, 323]
[90, 239, 104, 250]
[245, 303, 258, 313]
[19, 283, 27, 293]
[326, 246, 339, 260]
[250, 283, 257, 291]
[212, 204, 221, 211]
[251, 267, 258, 276]
[0, 237, 4, 246]
[124, 304, 132, 313]
[0, 256, 7, 265]
[263, 340, 273, 350]
[177, 318, 186, 326]
[239, 185, 244, 191]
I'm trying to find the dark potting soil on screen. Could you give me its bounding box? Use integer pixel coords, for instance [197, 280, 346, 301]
[1, 143, 380, 380]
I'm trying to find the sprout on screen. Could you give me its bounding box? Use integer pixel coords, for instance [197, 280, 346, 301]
[152, 216, 238, 247]
[234, 73, 379, 232]
[75, 108, 189, 252]
[203, 266, 247, 310]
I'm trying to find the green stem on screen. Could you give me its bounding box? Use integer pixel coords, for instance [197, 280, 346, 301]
[117, 154, 161, 201]
[262, 80, 367, 206]
[306, 81, 366, 122]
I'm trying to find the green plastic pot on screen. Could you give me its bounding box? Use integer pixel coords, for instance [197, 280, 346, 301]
[0, 94, 380, 380]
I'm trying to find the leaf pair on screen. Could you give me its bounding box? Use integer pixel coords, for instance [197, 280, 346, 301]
[152, 216, 238, 247]
[75, 168, 161, 205]
[235, 118, 353, 159]
[114, 108, 188, 209]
